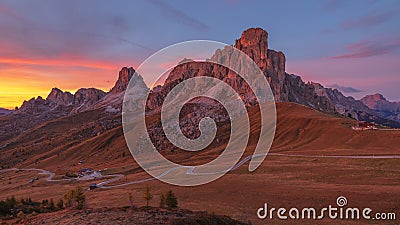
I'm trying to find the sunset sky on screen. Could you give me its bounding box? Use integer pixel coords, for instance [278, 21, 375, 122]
[0, 0, 399, 109]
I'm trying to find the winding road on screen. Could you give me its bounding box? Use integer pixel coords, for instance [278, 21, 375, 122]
[1, 153, 399, 189]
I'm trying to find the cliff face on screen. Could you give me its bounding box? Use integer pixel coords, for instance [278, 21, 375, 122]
[146, 28, 290, 110]
[145, 29, 333, 113]
[145, 27, 399, 127]
[110, 67, 136, 94]
[46, 88, 74, 106]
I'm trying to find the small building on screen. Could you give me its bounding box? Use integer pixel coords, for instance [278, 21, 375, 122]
[352, 122, 377, 130]
[89, 183, 97, 190]
[78, 168, 94, 177]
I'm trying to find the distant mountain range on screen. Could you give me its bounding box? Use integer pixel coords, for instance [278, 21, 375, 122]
[1, 27, 400, 170]
[0, 108, 12, 116]
[1, 27, 399, 140]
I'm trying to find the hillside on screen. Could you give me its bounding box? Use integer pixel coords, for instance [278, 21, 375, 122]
[2, 102, 398, 173]
[1, 102, 399, 225]
[0, 108, 12, 116]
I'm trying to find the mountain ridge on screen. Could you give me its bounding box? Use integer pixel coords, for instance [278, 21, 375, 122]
[0, 108, 12, 116]
[2, 27, 400, 135]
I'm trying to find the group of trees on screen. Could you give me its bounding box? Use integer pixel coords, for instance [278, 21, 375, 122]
[0, 186, 87, 218]
[63, 186, 86, 210]
[142, 185, 178, 209]
[0, 196, 61, 217]
[159, 190, 178, 209]
[2, 185, 180, 218]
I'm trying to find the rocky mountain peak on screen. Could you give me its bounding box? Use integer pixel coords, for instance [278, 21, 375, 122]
[360, 93, 400, 123]
[360, 94, 387, 109]
[235, 28, 268, 55]
[110, 67, 136, 94]
[362, 93, 387, 102]
[234, 28, 269, 69]
[74, 88, 106, 104]
[46, 87, 74, 105]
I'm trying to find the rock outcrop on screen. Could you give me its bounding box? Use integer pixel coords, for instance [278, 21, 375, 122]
[91, 67, 149, 112]
[110, 67, 136, 94]
[71, 88, 107, 113]
[46, 88, 74, 106]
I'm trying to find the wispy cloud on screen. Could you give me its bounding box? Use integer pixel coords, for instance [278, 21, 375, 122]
[148, 0, 209, 31]
[327, 84, 363, 93]
[330, 39, 400, 59]
[322, 0, 346, 12]
[0, 2, 32, 25]
[342, 10, 397, 29]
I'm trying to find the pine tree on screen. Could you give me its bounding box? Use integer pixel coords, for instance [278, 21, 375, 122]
[128, 193, 135, 209]
[143, 185, 153, 208]
[159, 193, 165, 208]
[8, 196, 16, 208]
[49, 198, 55, 210]
[63, 189, 75, 208]
[165, 190, 178, 209]
[63, 186, 85, 210]
[57, 198, 64, 209]
[74, 186, 85, 210]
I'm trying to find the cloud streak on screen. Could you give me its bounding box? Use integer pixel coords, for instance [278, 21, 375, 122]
[342, 10, 397, 29]
[327, 84, 363, 93]
[0, 56, 116, 70]
[322, 0, 346, 12]
[330, 39, 400, 59]
[0, 2, 32, 25]
[148, 0, 209, 31]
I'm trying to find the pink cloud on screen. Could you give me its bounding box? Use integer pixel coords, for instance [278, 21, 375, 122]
[330, 39, 400, 59]
[342, 11, 396, 29]
[0, 3, 32, 25]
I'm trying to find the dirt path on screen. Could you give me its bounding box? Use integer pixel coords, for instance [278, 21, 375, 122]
[2, 153, 399, 189]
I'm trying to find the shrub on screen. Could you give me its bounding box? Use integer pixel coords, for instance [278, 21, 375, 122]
[5, 196, 16, 209]
[165, 190, 178, 209]
[159, 193, 165, 208]
[57, 199, 64, 209]
[49, 198, 55, 210]
[64, 186, 85, 210]
[143, 185, 153, 208]
[128, 193, 135, 209]
[17, 211, 24, 218]
[171, 214, 249, 225]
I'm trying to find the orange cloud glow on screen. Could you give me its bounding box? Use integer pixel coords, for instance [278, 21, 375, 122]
[0, 57, 133, 109]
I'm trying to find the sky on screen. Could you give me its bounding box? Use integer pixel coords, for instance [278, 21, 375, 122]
[0, 0, 399, 109]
